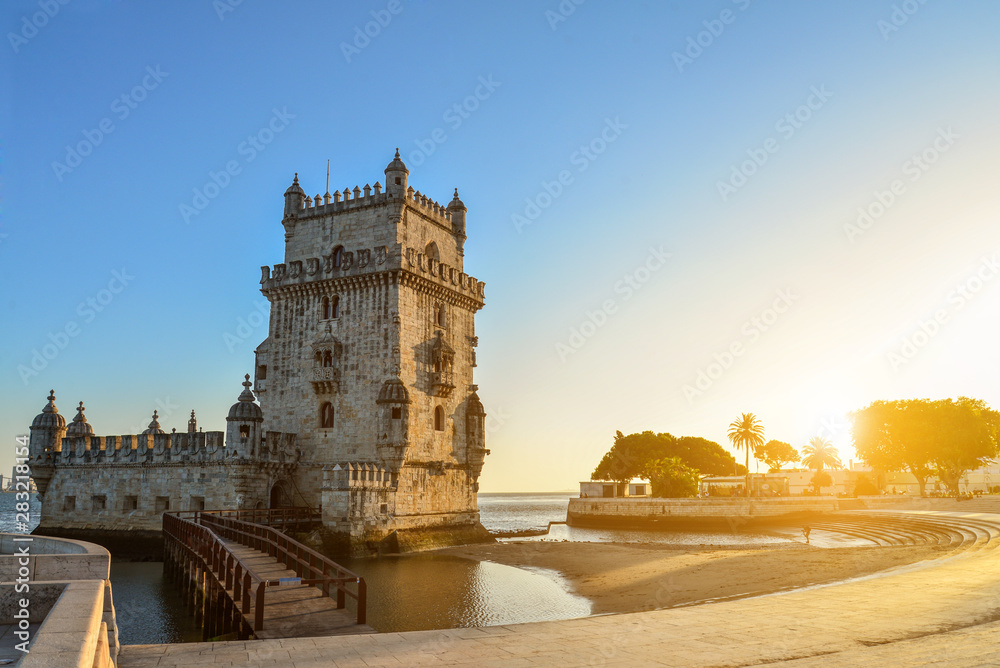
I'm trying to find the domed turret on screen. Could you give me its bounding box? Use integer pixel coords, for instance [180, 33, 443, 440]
[31, 390, 67, 431]
[228, 374, 263, 421]
[283, 172, 305, 218]
[226, 374, 263, 458]
[448, 188, 467, 238]
[66, 401, 94, 437]
[376, 377, 412, 404]
[384, 148, 409, 198]
[465, 386, 489, 484]
[142, 410, 165, 435]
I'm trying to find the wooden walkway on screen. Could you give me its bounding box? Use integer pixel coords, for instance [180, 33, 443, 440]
[220, 538, 374, 639]
[162, 509, 370, 641]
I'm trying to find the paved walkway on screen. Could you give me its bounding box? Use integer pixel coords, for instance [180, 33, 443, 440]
[120, 510, 1000, 667]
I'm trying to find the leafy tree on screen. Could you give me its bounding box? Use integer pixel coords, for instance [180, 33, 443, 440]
[727, 413, 765, 497]
[642, 456, 700, 498]
[810, 470, 832, 494]
[591, 431, 744, 483]
[852, 398, 999, 496]
[801, 437, 842, 471]
[757, 440, 799, 472]
[852, 474, 879, 496]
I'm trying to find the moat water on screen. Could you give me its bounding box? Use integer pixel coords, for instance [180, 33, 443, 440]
[8, 492, 793, 643]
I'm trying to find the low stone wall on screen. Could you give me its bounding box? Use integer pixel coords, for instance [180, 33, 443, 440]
[1, 533, 118, 667]
[567, 497, 839, 528]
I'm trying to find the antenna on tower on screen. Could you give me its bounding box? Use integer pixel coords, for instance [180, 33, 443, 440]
[325, 159, 330, 197]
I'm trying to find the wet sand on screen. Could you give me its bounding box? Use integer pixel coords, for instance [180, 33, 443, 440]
[436, 541, 951, 614]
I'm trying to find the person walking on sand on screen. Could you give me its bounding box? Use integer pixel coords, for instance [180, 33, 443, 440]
[801, 525, 812, 544]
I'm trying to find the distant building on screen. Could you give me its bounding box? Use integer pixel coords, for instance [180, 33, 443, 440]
[579, 480, 650, 498]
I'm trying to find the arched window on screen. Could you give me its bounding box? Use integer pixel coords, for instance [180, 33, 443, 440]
[322, 297, 332, 319]
[332, 246, 344, 268]
[322, 351, 333, 367]
[331, 295, 340, 318]
[434, 406, 445, 431]
[320, 402, 334, 428]
[436, 303, 447, 328]
[425, 241, 439, 262]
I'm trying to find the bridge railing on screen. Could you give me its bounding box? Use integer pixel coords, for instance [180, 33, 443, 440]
[163, 512, 269, 637]
[166, 509, 366, 628]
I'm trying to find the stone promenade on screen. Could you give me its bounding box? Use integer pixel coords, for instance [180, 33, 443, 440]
[119, 510, 1000, 667]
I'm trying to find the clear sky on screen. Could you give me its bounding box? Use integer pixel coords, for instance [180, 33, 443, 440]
[2, 0, 999, 492]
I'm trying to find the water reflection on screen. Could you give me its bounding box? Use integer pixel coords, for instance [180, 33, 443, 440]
[110, 562, 202, 645]
[341, 554, 591, 632]
[516, 522, 794, 546]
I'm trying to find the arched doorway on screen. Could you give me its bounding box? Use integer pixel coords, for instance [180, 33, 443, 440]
[269, 481, 292, 508]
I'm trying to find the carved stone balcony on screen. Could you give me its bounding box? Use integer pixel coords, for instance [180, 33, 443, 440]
[311, 366, 340, 394]
[431, 370, 455, 397]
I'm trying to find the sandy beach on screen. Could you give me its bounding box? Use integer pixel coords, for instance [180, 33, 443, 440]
[436, 541, 951, 615]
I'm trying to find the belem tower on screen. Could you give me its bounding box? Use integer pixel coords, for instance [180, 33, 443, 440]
[28, 151, 491, 554]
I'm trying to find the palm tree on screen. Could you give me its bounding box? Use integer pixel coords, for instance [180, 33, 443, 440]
[727, 413, 765, 498]
[801, 437, 843, 471]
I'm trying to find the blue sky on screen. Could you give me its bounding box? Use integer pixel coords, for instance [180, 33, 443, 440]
[2, 0, 999, 491]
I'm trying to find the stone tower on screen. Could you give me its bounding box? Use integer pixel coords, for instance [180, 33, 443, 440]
[255, 151, 489, 551]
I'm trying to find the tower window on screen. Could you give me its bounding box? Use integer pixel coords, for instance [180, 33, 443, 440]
[320, 402, 335, 428]
[332, 246, 344, 268]
[434, 302, 447, 328]
[257, 364, 267, 380]
[425, 241, 440, 261]
[332, 295, 340, 318]
[239, 424, 250, 441]
[392, 407, 402, 420]
[434, 406, 445, 431]
[124, 495, 138, 511]
[92, 495, 106, 512]
[395, 177, 401, 185]
[322, 350, 333, 367]
[322, 297, 331, 319]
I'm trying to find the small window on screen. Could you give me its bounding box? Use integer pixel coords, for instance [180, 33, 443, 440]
[92, 495, 106, 512]
[332, 246, 344, 268]
[380, 503, 389, 515]
[239, 424, 250, 441]
[155, 496, 170, 513]
[322, 296, 332, 319]
[425, 241, 440, 261]
[63, 496, 76, 512]
[391, 406, 402, 420]
[190, 496, 205, 511]
[124, 496, 138, 511]
[320, 402, 335, 428]
[394, 177, 401, 185]
[434, 406, 445, 431]
[322, 350, 333, 367]
[434, 302, 446, 328]
[332, 295, 340, 318]
[257, 364, 267, 380]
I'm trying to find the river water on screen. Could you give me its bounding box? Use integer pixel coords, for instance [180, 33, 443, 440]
[5, 492, 791, 644]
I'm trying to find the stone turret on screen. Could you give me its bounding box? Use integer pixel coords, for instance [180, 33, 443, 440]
[65, 402, 94, 438]
[29, 391, 66, 494]
[465, 386, 488, 485]
[226, 374, 263, 458]
[187, 410, 197, 433]
[283, 173, 305, 219]
[142, 410, 165, 435]
[384, 148, 409, 198]
[376, 374, 411, 473]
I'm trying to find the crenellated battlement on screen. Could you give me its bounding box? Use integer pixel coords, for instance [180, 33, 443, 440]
[259, 244, 485, 302]
[290, 179, 458, 231]
[323, 462, 397, 490]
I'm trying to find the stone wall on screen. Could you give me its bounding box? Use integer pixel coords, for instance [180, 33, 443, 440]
[567, 497, 840, 528]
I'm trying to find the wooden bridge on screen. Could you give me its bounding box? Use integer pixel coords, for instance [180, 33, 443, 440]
[163, 508, 372, 641]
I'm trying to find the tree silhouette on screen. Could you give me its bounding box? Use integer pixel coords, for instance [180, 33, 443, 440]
[727, 413, 765, 498]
